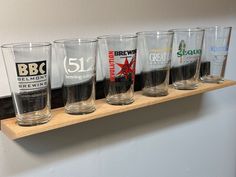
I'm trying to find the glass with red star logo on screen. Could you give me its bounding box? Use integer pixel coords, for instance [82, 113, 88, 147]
[137, 31, 174, 96]
[98, 34, 137, 105]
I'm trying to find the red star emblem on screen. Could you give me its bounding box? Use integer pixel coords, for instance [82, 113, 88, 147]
[116, 57, 135, 79]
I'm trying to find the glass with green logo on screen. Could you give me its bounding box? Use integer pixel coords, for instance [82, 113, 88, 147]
[98, 34, 137, 105]
[170, 28, 204, 90]
[1, 42, 52, 126]
[137, 31, 174, 96]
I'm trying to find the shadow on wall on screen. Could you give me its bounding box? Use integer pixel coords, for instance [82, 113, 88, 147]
[16, 95, 204, 154]
[1, 94, 204, 176]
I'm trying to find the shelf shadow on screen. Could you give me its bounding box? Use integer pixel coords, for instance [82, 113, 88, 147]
[17, 94, 204, 151]
[1, 94, 204, 176]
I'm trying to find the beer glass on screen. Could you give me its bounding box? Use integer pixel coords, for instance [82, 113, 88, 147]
[98, 34, 137, 105]
[137, 31, 173, 96]
[54, 38, 96, 114]
[200, 26, 232, 83]
[170, 28, 204, 90]
[1, 42, 52, 126]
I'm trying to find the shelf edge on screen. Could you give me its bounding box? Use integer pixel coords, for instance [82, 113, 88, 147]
[1, 80, 236, 140]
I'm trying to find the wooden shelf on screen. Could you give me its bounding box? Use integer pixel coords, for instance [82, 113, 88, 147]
[1, 80, 236, 140]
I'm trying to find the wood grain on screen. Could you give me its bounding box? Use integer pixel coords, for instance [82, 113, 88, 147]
[1, 80, 236, 140]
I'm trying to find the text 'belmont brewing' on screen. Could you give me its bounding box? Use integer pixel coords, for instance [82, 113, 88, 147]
[2, 42, 52, 126]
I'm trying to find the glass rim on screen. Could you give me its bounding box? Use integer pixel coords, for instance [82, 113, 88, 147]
[97, 34, 137, 40]
[169, 28, 204, 33]
[54, 38, 97, 44]
[136, 30, 174, 36]
[1, 42, 51, 49]
[204, 26, 232, 30]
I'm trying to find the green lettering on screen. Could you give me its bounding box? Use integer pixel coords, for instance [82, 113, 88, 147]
[177, 49, 202, 57]
[197, 49, 202, 54]
[187, 50, 193, 55]
[177, 50, 183, 57]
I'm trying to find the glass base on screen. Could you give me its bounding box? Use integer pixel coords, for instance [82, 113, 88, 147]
[201, 75, 224, 84]
[106, 94, 134, 105]
[65, 103, 96, 115]
[16, 112, 51, 126]
[143, 87, 168, 97]
[173, 80, 198, 90]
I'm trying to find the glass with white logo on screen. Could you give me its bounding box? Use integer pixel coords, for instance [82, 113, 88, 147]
[1, 42, 52, 126]
[170, 28, 204, 89]
[54, 38, 96, 114]
[98, 34, 137, 105]
[137, 31, 173, 96]
[200, 26, 232, 83]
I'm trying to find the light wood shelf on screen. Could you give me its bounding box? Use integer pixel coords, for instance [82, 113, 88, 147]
[1, 80, 236, 140]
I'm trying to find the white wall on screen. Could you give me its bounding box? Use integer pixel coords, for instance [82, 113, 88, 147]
[0, 0, 236, 177]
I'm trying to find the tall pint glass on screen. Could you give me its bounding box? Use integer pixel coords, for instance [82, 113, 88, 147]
[54, 38, 96, 114]
[200, 26, 232, 83]
[171, 28, 204, 90]
[2, 42, 52, 126]
[98, 35, 137, 105]
[137, 31, 173, 96]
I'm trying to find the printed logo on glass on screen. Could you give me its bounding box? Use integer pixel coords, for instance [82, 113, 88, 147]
[16, 60, 47, 91]
[108, 49, 136, 82]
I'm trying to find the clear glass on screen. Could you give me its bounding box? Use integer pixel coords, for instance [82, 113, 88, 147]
[137, 31, 174, 96]
[54, 38, 96, 114]
[98, 34, 137, 105]
[200, 26, 232, 83]
[170, 28, 204, 90]
[1, 42, 52, 126]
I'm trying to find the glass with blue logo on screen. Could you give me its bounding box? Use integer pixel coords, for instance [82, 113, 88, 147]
[200, 26, 232, 83]
[1, 42, 52, 126]
[170, 28, 204, 90]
